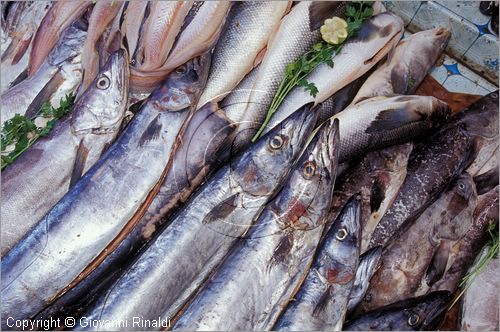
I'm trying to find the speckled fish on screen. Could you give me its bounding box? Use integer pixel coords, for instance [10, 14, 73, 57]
[1, 1, 50, 93]
[234, 1, 347, 147]
[343, 291, 452, 331]
[1, 54, 210, 325]
[1, 20, 86, 122]
[328, 143, 413, 254]
[346, 246, 383, 315]
[1, 49, 128, 257]
[273, 194, 361, 331]
[265, 12, 404, 133]
[460, 255, 499, 331]
[368, 90, 498, 249]
[430, 185, 498, 293]
[28, 0, 91, 76]
[359, 173, 477, 313]
[351, 27, 451, 104]
[74, 104, 319, 331]
[196, 1, 290, 108]
[173, 119, 340, 331]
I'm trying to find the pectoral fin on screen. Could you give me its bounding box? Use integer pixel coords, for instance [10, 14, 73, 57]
[69, 140, 89, 188]
[425, 241, 451, 286]
[366, 107, 427, 133]
[202, 193, 239, 224]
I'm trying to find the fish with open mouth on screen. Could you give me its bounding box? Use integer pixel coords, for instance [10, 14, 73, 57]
[74, 103, 319, 331]
[1, 49, 129, 256]
[173, 118, 340, 331]
[273, 193, 360, 331]
[1, 52, 211, 326]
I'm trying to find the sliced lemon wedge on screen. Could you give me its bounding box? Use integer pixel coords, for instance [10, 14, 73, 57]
[320, 17, 348, 45]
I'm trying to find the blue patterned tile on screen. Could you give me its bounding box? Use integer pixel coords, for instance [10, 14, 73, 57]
[462, 33, 499, 84]
[382, 1, 422, 26]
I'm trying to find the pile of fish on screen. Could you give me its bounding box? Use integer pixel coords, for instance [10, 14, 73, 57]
[1, 1, 498, 331]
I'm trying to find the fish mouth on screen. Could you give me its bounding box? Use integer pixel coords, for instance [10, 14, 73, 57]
[421, 291, 452, 330]
[340, 193, 362, 238]
[109, 49, 129, 100]
[289, 102, 319, 147]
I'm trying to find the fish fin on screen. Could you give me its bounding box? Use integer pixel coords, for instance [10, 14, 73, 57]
[425, 241, 451, 286]
[9, 67, 28, 88]
[474, 167, 499, 195]
[11, 36, 33, 65]
[69, 140, 89, 188]
[312, 285, 333, 318]
[24, 70, 67, 119]
[267, 231, 294, 272]
[202, 193, 239, 224]
[365, 107, 427, 134]
[309, 2, 346, 30]
[138, 115, 163, 146]
[390, 63, 410, 94]
[370, 176, 386, 213]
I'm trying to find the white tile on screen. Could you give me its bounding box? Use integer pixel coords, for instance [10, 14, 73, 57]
[383, 1, 422, 26]
[462, 33, 499, 84]
[442, 74, 491, 95]
[435, 1, 490, 25]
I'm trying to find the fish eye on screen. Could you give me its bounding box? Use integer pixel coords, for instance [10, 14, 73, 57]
[303, 161, 316, 178]
[176, 65, 187, 75]
[407, 313, 419, 326]
[269, 135, 284, 150]
[96, 75, 111, 90]
[458, 181, 466, 190]
[335, 228, 348, 241]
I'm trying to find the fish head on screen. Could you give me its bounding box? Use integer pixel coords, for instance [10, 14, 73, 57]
[274, 118, 340, 230]
[71, 49, 129, 135]
[47, 19, 87, 67]
[408, 291, 452, 330]
[232, 103, 319, 197]
[435, 172, 478, 241]
[367, 142, 413, 174]
[457, 90, 499, 140]
[149, 52, 211, 112]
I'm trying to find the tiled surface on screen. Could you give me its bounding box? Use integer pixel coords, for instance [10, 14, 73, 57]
[384, 1, 499, 86]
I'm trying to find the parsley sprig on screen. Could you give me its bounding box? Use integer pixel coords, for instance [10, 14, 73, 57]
[1, 93, 75, 170]
[251, 1, 374, 142]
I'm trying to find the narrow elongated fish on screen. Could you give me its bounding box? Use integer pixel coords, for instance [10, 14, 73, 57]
[430, 186, 498, 293]
[351, 27, 451, 104]
[75, 105, 319, 331]
[346, 246, 383, 315]
[343, 291, 452, 331]
[274, 194, 361, 331]
[196, 1, 290, 108]
[266, 12, 404, 133]
[369, 91, 499, 249]
[28, 0, 91, 76]
[360, 173, 477, 312]
[1, 49, 129, 256]
[235, 1, 347, 147]
[121, 1, 148, 59]
[1, 54, 210, 325]
[1, 20, 86, 122]
[173, 119, 340, 331]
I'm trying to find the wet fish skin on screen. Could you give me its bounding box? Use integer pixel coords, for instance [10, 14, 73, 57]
[173, 118, 340, 331]
[75, 104, 319, 331]
[360, 173, 477, 312]
[1, 53, 211, 325]
[343, 291, 452, 331]
[431, 185, 499, 293]
[274, 193, 361, 331]
[1, 19, 86, 122]
[196, 1, 290, 108]
[121, 1, 148, 60]
[368, 90, 498, 249]
[352, 27, 451, 104]
[346, 246, 383, 315]
[1, 49, 129, 257]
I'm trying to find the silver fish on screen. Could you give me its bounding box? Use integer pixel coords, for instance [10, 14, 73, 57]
[196, 1, 290, 108]
[75, 104, 319, 331]
[274, 194, 361, 331]
[172, 119, 340, 331]
[1, 53, 211, 324]
[1, 49, 129, 256]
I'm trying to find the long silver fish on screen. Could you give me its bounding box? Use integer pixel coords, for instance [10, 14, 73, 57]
[75, 104, 319, 331]
[273, 194, 361, 331]
[368, 91, 498, 249]
[266, 12, 404, 133]
[173, 119, 340, 331]
[359, 173, 477, 313]
[1, 49, 129, 256]
[351, 27, 451, 104]
[1, 20, 86, 122]
[234, 1, 347, 148]
[1, 53, 211, 325]
[196, 1, 290, 108]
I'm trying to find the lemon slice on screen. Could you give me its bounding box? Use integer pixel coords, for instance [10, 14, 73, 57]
[320, 17, 348, 45]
